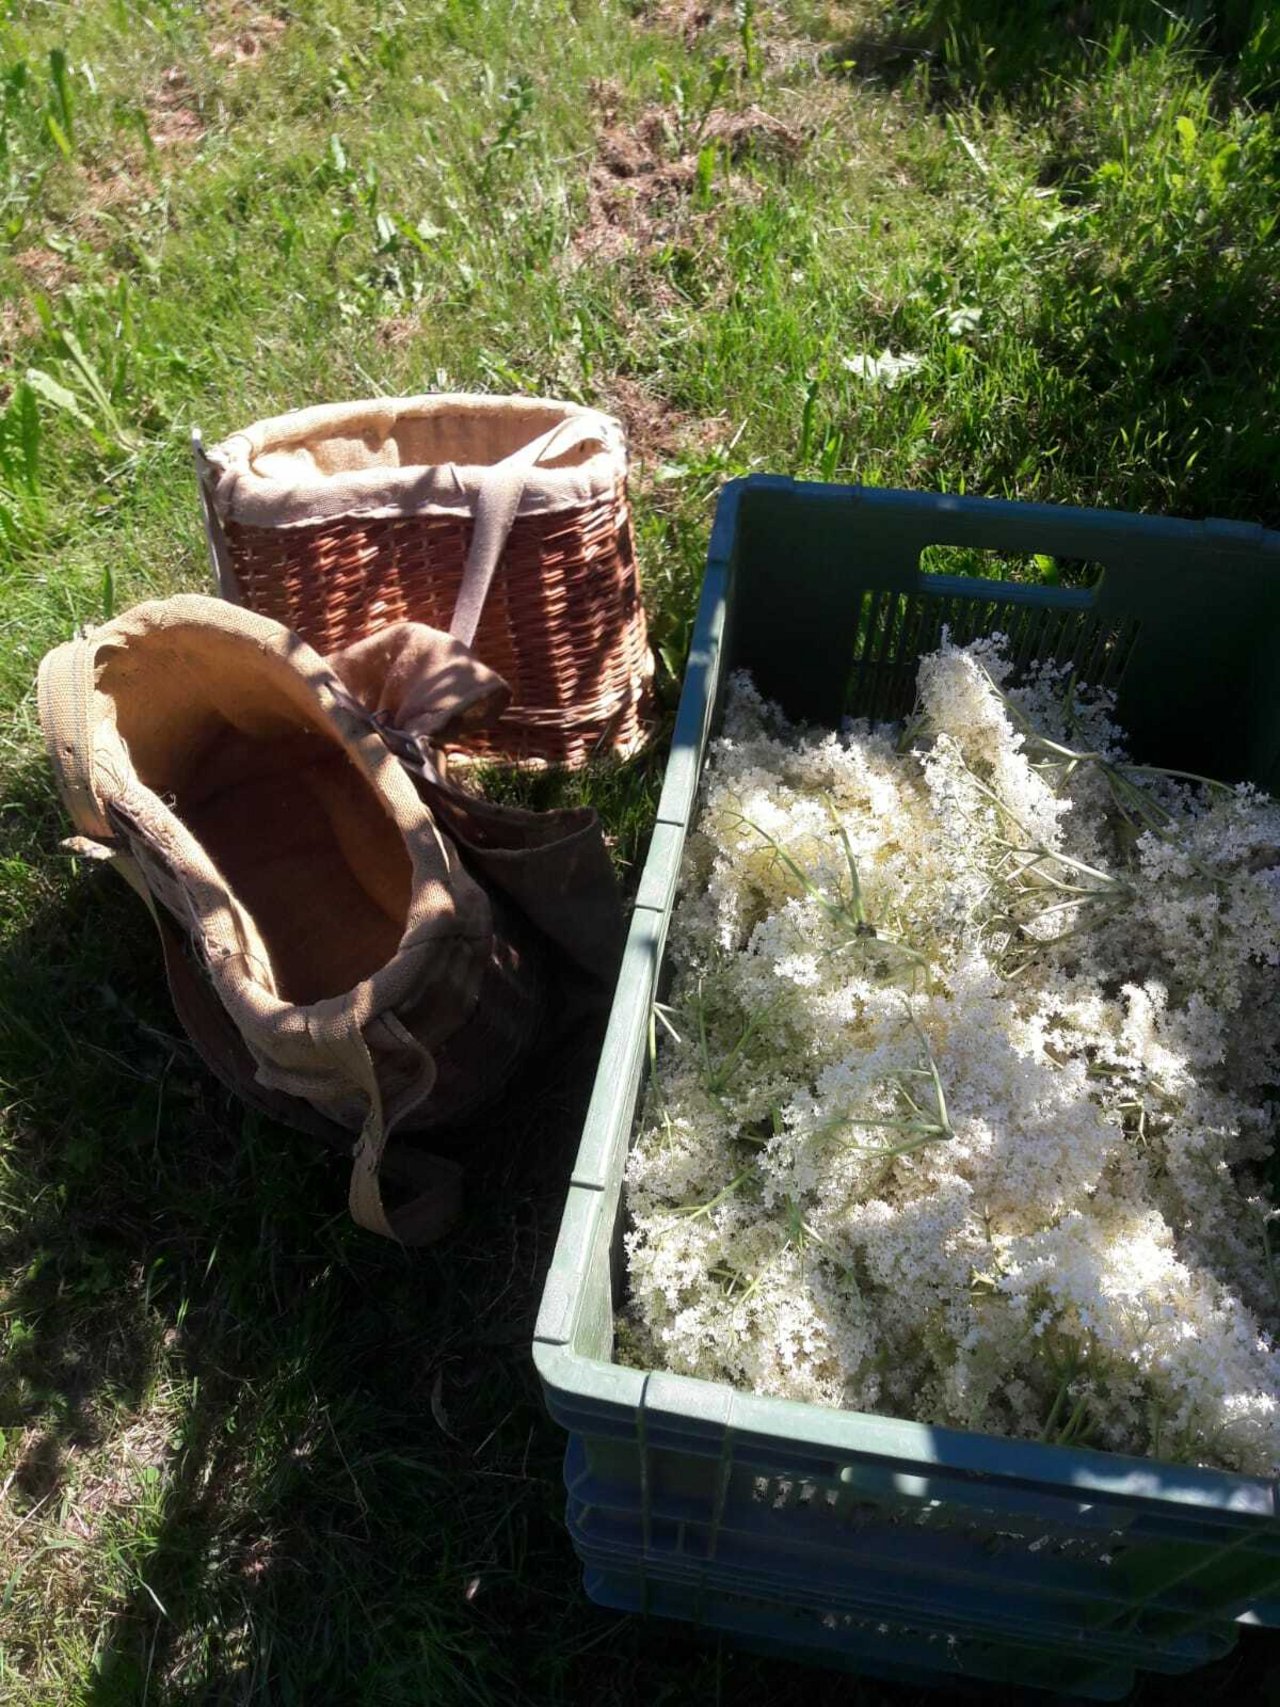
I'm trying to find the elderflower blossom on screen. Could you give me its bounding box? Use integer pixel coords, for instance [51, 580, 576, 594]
[624, 636, 1280, 1475]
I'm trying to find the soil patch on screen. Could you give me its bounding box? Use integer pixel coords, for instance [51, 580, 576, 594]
[211, 10, 287, 64]
[80, 168, 148, 214]
[568, 94, 802, 268]
[14, 247, 74, 293]
[640, 0, 718, 45]
[375, 317, 422, 349]
[0, 298, 37, 361]
[148, 67, 206, 149]
[600, 373, 726, 479]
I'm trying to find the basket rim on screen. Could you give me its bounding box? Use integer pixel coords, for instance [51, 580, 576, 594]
[203, 393, 627, 530]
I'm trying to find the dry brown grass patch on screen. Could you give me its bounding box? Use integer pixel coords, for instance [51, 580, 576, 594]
[0, 297, 39, 362]
[375, 315, 423, 348]
[14, 246, 75, 292]
[211, 8, 288, 65]
[600, 373, 727, 480]
[639, 0, 719, 46]
[148, 67, 206, 149]
[568, 91, 803, 271]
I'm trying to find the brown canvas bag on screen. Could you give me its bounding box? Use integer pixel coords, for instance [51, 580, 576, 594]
[38, 595, 622, 1242]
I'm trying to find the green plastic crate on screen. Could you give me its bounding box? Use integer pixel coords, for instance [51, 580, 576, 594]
[534, 478, 1280, 1697]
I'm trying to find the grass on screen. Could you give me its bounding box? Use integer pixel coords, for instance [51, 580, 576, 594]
[0, 0, 1278, 1700]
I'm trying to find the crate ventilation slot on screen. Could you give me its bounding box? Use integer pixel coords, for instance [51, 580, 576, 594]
[847, 590, 1141, 726]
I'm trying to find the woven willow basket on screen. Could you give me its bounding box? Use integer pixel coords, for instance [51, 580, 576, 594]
[193, 395, 653, 769]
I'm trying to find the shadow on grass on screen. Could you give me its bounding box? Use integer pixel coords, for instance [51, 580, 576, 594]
[827, 0, 1278, 104]
[64, 1031, 607, 1707]
[1030, 221, 1280, 527]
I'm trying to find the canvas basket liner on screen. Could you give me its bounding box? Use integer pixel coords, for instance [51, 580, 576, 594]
[195, 394, 654, 769]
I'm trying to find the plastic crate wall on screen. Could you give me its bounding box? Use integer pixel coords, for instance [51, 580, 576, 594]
[534, 478, 1280, 1697]
[582, 1563, 1138, 1699]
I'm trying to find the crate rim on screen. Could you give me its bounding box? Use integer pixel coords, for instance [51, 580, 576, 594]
[534, 476, 1280, 1533]
[703, 475, 1280, 554]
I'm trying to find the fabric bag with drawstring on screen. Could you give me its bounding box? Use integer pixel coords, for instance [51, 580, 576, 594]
[38, 594, 623, 1243]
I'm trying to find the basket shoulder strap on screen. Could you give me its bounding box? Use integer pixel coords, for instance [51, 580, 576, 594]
[449, 414, 609, 649]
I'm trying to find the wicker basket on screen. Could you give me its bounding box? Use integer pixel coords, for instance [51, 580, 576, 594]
[193, 394, 653, 769]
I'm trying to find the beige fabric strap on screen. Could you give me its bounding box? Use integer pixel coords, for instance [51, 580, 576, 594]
[313, 1011, 463, 1245]
[448, 416, 608, 649]
[39, 637, 180, 943]
[38, 630, 104, 839]
[36, 629, 140, 863]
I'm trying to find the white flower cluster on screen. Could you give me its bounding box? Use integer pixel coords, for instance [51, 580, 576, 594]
[624, 639, 1280, 1474]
